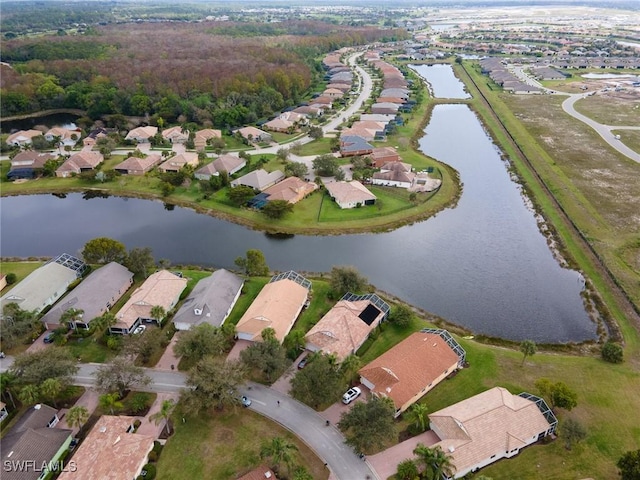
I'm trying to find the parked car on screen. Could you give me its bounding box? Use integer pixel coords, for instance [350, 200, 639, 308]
[132, 325, 146, 335]
[297, 356, 308, 369]
[43, 331, 56, 343]
[342, 387, 361, 405]
[241, 396, 252, 407]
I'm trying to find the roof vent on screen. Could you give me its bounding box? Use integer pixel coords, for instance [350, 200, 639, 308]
[264, 472, 272, 479]
[194, 309, 202, 316]
[114, 435, 121, 445]
[448, 446, 455, 453]
[34, 404, 42, 410]
[7, 451, 14, 458]
[99, 426, 107, 433]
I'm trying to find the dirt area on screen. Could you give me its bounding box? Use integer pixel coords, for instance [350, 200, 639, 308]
[572, 86, 640, 125]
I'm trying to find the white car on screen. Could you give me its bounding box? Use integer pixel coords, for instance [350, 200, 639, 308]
[342, 387, 361, 405]
[132, 325, 146, 335]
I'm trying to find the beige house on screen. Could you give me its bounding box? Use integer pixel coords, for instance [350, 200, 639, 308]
[305, 293, 389, 362]
[58, 416, 154, 480]
[359, 329, 465, 417]
[429, 387, 558, 478]
[230, 169, 285, 191]
[125, 126, 158, 143]
[55, 151, 104, 177]
[370, 147, 401, 168]
[113, 154, 162, 175]
[111, 270, 187, 334]
[263, 176, 318, 204]
[194, 129, 222, 151]
[158, 152, 199, 173]
[194, 154, 246, 180]
[236, 126, 272, 143]
[6, 129, 43, 147]
[45, 127, 80, 147]
[324, 180, 376, 209]
[162, 126, 189, 144]
[236, 271, 311, 343]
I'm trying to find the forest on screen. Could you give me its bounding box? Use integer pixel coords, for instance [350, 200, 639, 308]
[0, 20, 407, 128]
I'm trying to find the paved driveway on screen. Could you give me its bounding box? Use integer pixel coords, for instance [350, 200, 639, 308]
[368, 430, 440, 480]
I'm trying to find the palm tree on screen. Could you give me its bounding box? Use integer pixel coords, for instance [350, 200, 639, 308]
[520, 339, 537, 366]
[340, 354, 362, 384]
[149, 399, 176, 435]
[18, 384, 40, 406]
[60, 308, 84, 330]
[93, 312, 117, 335]
[260, 436, 298, 475]
[66, 405, 89, 429]
[40, 378, 62, 408]
[0, 372, 18, 409]
[408, 402, 429, 433]
[396, 459, 419, 480]
[431, 446, 455, 480]
[99, 392, 123, 415]
[150, 306, 166, 325]
[413, 443, 436, 479]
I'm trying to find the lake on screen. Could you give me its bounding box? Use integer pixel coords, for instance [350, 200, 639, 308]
[409, 64, 471, 99]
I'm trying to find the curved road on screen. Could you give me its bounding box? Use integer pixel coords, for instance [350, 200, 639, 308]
[1, 357, 379, 479]
[561, 93, 640, 163]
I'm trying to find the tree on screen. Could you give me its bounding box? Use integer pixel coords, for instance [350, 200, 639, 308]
[150, 305, 167, 325]
[235, 249, 270, 277]
[126, 247, 156, 278]
[308, 126, 323, 140]
[339, 354, 362, 385]
[99, 392, 124, 415]
[81, 237, 127, 264]
[276, 147, 290, 162]
[149, 399, 176, 436]
[283, 330, 306, 359]
[389, 304, 414, 328]
[92, 312, 117, 334]
[329, 266, 368, 296]
[40, 378, 63, 408]
[94, 357, 151, 397]
[240, 335, 289, 383]
[1, 303, 41, 350]
[413, 444, 455, 480]
[0, 372, 18, 409]
[18, 384, 41, 405]
[396, 459, 419, 480]
[312, 154, 340, 177]
[291, 466, 314, 480]
[284, 161, 308, 179]
[60, 308, 84, 330]
[10, 349, 78, 387]
[617, 449, 640, 480]
[338, 396, 396, 453]
[181, 357, 246, 414]
[5, 273, 17, 285]
[174, 323, 231, 362]
[560, 417, 586, 450]
[123, 327, 164, 365]
[262, 200, 294, 220]
[290, 352, 346, 409]
[601, 341, 623, 364]
[260, 436, 298, 475]
[519, 339, 537, 366]
[66, 405, 89, 429]
[227, 185, 256, 206]
[407, 402, 429, 433]
[535, 378, 578, 411]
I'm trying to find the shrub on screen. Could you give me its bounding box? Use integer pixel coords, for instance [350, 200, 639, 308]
[601, 341, 623, 363]
[142, 464, 156, 480]
[148, 450, 158, 463]
[5, 273, 17, 285]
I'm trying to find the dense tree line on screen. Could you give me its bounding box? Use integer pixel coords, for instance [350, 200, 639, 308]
[1, 21, 407, 124]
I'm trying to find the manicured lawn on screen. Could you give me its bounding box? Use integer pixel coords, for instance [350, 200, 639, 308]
[64, 335, 115, 363]
[318, 186, 412, 222]
[0, 261, 44, 294]
[156, 408, 329, 480]
[225, 276, 270, 327]
[290, 280, 335, 334]
[294, 137, 334, 156]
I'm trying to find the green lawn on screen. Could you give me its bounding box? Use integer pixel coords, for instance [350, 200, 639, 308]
[156, 408, 329, 480]
[318, 186, 412, 222]
[294, 137, 333, 156]
[64, 335, 115, 363]
[0, 261, 44, 294]
[225, 277, 270, 327]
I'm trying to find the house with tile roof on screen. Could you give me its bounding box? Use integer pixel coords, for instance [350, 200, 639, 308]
[230, 169, 285, 191]
[262, 176, 318, 204]
[371, 102, 400, 115]
[238, 465, 277, 480]
[306, 293, 389, 362]
[372, 162, 415, 189]
[236, 126, 272, 143]
[173, 269, 244, 330]
[158, 152, 199, 173]
[41, 262, 134, 330]
[428, 387, 557, 478]
[125, 126, 158, 143]
[55, 151, 104, 177]
[339, 135, 373, 157]
[1, 404, 72, 480]
[194, 154, 246, 180]
[0, 254, 86, 316]
[7, 151, 56, 180]
[162, 126, 189, 144]
[370, 147, 400, 168]
[111, 270, 187, 334]
[82, 127, 109, 148]
[113, 154, 163, 175]
[45, 127, 80, 147]
[57, 416, 154, 480]
[324, 180, 376, 209]
[359, 329, 465, 416]
[263, 117, 295, 133]
[236, 271, 310, 343]
[6, 129, 43, 147]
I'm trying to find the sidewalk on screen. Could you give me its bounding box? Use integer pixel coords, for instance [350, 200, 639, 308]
[154, 332, 182, 371]
[136, 392, 179, 438]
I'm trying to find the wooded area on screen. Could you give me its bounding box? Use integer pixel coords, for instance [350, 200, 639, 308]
[1, 21, 407, 126]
